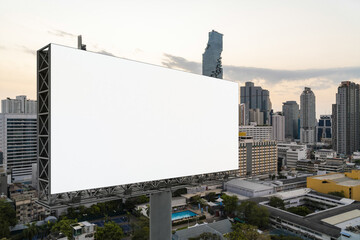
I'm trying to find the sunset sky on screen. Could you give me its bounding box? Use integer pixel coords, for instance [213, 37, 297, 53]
[1, 0, 359, 117]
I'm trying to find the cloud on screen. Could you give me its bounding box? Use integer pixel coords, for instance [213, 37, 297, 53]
[20, 46, 35, 56]
[162, 54, 201, 74]
[162, 53, 360, 114]
[48, 29, 76, 37]
[224, 65, 360, 87]
[162, 53, 360, 89]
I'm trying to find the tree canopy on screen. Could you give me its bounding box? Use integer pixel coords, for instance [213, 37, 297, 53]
[23, 223, 38, 240]
[238, 201, 269, 229]
[287, 206, 312, 216]
[268, 197, 285, 209]
[221, 194, 238, 216]
[51, 217, 77, 240]
[95, 221, 124, 240]
[205, 192, 217, 202]
[225, 223, 270, 240]
[132, 216, 149, 240]
[0, 199, 17, 238]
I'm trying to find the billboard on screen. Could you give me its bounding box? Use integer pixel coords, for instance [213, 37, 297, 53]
[50, 44, 238, 194]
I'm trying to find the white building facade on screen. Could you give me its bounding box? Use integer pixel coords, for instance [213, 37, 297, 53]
[239, 124, 272, 141]
[0, 96, 37, 183]
[277, 142, 307, 170]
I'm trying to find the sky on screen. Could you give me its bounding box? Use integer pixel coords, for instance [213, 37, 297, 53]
[0, 0, 359, 117]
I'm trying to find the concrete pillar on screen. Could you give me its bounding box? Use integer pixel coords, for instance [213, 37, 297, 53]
[150, 190, 172, 240]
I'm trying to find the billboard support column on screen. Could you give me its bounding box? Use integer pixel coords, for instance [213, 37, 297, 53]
[150, 189, 172, 240]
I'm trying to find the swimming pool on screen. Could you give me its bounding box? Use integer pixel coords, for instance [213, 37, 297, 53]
[171, 210, 198, 221]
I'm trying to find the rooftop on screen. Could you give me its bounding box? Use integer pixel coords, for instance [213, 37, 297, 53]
[172, 219, 232, 240]
[311, 173, 360, 187]
[226, 179, 273, 192]
[322, 209, 360, 225]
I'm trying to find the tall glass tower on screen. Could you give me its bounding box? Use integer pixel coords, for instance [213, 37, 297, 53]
[282, 101, 299, 140]
[202, 30, 223, 79]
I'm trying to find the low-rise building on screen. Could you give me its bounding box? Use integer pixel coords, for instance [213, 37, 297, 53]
[172, 219, 232, 240]
[269, 177, 308, 192]
[307, 170, 360, 201]
[315, 149, 337, 160]
[70, 221, 96, 240]
[9, 183, 49, 223]
[252, 189, 360, 240]
[225, 179, 274, 198]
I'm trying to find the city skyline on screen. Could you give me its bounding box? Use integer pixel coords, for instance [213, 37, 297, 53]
[1, 0, 360, 116]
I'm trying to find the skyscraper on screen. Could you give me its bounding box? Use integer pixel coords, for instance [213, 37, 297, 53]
[202, 30, 223, 79]
[332, 104, 337, 151]
[0, 96, 37, 182]
[317, 115, 332, 143]
[240, 82, 272, 125]
[300, 87, 316, 144]
[336, 81, 360, 155]
[272, 112, 285, 142]
[282, 101, 299, 140]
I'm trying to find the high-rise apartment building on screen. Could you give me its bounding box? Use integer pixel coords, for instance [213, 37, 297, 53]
[2, 95, 36, 114]
[272, 113, 285, 142]
[317, 115, 332, 143]
[240, 82, 272, 125]
[0, 96, 37, 183]
[300, 87, 316, 144]
[239, 104, 246, 126]
[249, 108, 264, 126]
[332, 104, 337, 151]
[335, 81, 360, 155]
[202, 30, 223, 79]
[282, 101, 299, 140]
[239, 137, 277, 176]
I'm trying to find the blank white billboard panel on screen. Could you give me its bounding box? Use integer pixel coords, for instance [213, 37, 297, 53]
[50, 44, 238, 194]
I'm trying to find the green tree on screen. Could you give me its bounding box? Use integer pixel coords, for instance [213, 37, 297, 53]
[0, 200, 17, 226]
[287, 206, 312, 216]
[95, 221, 124, 240]
[205, 192, 217, 202]
[132, 216, 149, 240]
[268, 197, 285, 209]
[0, 220, 10, 239]
[328, 191, 345, 198]
[225, 223, 270, 240]
[0, 199, 17, 238]
[238, 201, 269, 229]
[51, 217, 77, 240]
[221, 194, 238, 216]
[23, 222, 38, 240]
[173, 188, 187, 197]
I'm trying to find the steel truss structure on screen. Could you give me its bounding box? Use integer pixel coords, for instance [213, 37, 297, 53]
[37, 44, 239, 212]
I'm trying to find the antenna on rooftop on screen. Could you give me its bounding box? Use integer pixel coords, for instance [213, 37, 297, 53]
[77, 35, 86, 50]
